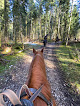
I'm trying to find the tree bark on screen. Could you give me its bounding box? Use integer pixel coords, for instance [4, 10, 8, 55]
[4, 0, 8, 44]
[66, 0, 73, 46]
[39, 15, 42, 39]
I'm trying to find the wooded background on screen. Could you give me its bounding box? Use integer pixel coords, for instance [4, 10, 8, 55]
[0, 0, 80, 47]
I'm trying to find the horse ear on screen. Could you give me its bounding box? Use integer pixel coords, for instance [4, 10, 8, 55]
[41, 48, 44, 53]
[33, 48, 36, 54]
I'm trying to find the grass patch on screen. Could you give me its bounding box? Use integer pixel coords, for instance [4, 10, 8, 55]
[56, 42, 80, 94]
[0, 43, 41, 74]
[0, 54, 19, 73]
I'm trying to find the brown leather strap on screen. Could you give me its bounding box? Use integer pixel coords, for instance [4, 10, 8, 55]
[29, 85, 43, 102]
[0, 84, 32, 106]
[29, 88, 53, 105]
[16, 84, 32, 99]
[0, 89, 22, 106]
[0, 94, 6, 106]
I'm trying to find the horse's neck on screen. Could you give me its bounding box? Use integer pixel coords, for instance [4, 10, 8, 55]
[28, 54, 51, 97]
[28, 53, 45, 84]
[26, 53, 56, 106]
[34, 97, 47, 106]
[26, 54, 43, 85]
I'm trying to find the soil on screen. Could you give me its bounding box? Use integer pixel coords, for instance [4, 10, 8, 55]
[0, 43, 79, 106]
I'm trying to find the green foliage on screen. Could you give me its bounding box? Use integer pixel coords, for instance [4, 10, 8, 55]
[56, 43, 80, 93]
[70, 6, 80, 38]
[0, 0, 4, 30]
[29, 0, 37, 19]
[13, 44, 23, 50]
[0, 43, 41, 73]
[70, 43, 80, 61]
[68, 48, 74, 59]
[0, 0, 80, 45]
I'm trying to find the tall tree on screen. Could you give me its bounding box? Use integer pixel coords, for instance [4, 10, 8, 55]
[0, 0, 4, 47]
[13, 0, 27, 44]
[4, 0, 10, 44]
[38, 0, 43, 39]
[70, 5, 80, 40]
[66, 0, 73, 45]
[59, 0, 70, 43]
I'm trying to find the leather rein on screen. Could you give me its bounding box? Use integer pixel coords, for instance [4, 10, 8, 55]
[0, 84, 53, 106]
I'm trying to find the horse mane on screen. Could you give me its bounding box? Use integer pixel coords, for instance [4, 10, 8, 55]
[26, 48, 56, 106]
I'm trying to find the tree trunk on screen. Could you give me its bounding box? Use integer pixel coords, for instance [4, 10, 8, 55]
[66, 0, 73, 46]
[31, 18, 33, 39]
[45, 14, 47, 36]
[4, 0, 8, 45]
[20, 32, 24, 50]
[63, 14, 67, 43]
[35, 20, 36, 39]
[0, 28, 1, 47]
[49, 11, 52, 40]
[58, 12, 60, 39]
[13, 13, 15, 43]
[39, 15, 42, 39]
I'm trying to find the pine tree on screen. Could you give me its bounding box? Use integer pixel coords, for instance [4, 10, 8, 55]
[0, 0, 4, 47]
[70, 5, 80, 40]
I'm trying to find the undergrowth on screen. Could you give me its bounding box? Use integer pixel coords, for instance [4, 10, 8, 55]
[0, 43, 41, 74]
[56, 42, 80, 94]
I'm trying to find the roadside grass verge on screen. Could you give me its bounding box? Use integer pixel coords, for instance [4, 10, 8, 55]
[0, 43, 41, 74]
[56, 42, 80, 94]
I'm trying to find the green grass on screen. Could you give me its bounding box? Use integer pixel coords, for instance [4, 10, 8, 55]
[0, 54, 18, 73]
[56, 43, 80, 93]
[0, 43, 41, 74]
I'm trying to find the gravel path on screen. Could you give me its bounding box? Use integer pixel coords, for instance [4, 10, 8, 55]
[0, 43, 77, 106]
[44, 43, 72, 106]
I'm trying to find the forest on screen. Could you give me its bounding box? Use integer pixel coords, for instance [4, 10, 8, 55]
[0, 0, 80, 46]
[0, 0, 80, 105]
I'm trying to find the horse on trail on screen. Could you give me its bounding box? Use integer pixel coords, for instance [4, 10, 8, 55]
[23, 48, 56, 106]
[0, 48, 56, 106]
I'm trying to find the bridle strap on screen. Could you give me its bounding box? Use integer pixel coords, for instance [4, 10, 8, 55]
[0, 89, 22, 106]
[0, 85, 53, 106]
[29, 85, 43, 102]
[16, 84, 32, 99]
[29, 88, 52, 106]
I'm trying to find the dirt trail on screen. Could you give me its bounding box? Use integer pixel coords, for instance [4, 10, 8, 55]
[44, 43, 72, 106]
[0, 43, 77, 106]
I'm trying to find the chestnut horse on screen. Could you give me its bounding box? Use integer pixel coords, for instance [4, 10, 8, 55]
[24, 48, 56, 106]
[0, 48, 56, 106]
